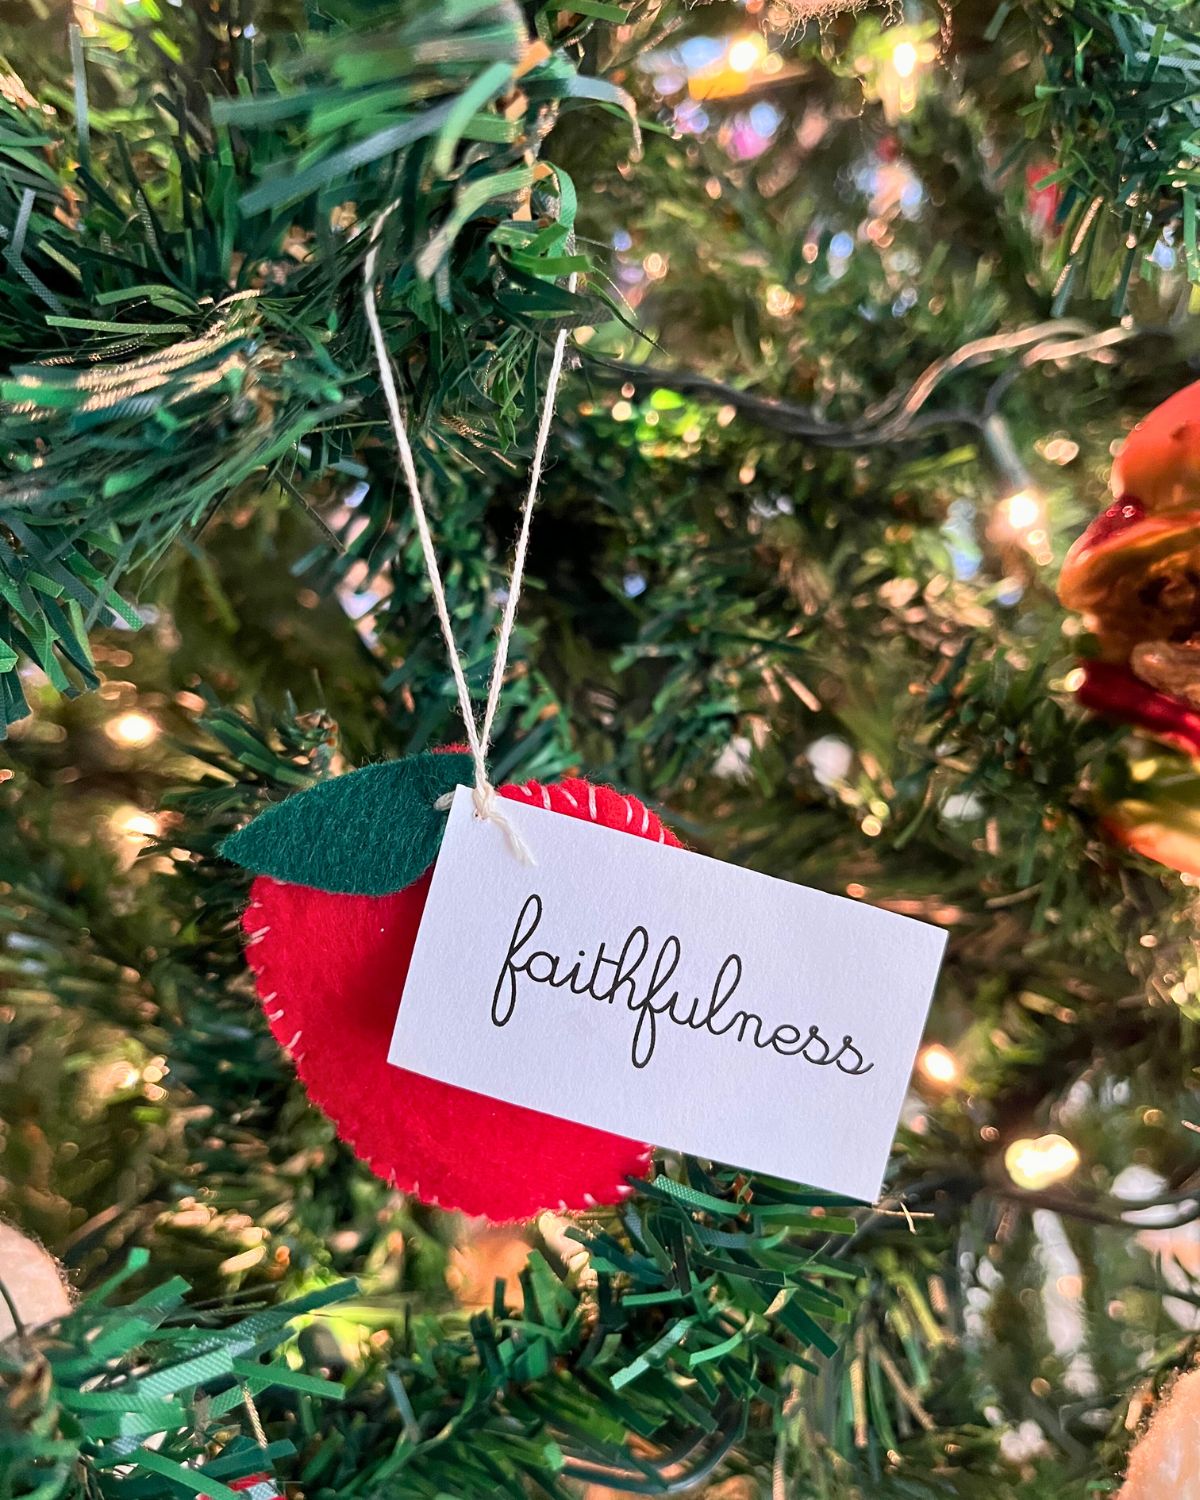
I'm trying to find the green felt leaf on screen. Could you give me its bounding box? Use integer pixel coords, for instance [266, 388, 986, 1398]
[219, 750, 473, 895]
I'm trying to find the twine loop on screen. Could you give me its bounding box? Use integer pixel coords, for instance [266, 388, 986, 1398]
[363, 208, 574, 863]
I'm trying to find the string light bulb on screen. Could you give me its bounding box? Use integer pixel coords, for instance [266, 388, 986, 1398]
[994, 488, 1053, 566]
[727, 33, 768, 74]
[891, 40, 918, 77]
[1001, 489, 1042, 533]
[982, 414, 1053, 565]
[105, 709, 159, 748]
[1004, 1133, 1080, 1191]
[109, 805, 162, 847]
[917, 1043, 959, 1087]
[878, 28, 930, 120]
[689, 31, 776, 100]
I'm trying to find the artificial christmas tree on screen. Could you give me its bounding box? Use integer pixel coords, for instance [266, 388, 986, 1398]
[2, 0, 1200, 1496]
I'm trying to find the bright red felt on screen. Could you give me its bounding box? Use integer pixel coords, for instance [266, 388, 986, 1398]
[242, 777, 682, 1221]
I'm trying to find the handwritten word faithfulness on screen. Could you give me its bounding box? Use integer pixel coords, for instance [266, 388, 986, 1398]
[491, 893, 875, 1076]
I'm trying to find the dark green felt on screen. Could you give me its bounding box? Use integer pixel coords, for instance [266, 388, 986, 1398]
[219, 750, 475, 895]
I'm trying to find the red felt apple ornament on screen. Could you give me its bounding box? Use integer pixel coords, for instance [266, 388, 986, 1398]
[222, 750, 681, 1221]
[1059, 380, 1200, 873]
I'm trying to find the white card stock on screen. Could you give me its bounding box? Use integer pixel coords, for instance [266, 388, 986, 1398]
[389, 786, 947, 1202]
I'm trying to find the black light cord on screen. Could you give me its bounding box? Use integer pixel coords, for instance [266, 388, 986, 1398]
[587, 321, 1164, 478]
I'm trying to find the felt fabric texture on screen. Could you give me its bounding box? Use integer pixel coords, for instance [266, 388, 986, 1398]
[243, 776, 683, 1221]
[221, 750, 475, 896]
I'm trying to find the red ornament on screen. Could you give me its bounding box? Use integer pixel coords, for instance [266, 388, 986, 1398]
[1075, 661, 1200, 760]
[1024, 162, 1063, 235]
[203, 1477, 282, 1500]
[242, 776, 682, 1221]
[1083, 496, 1146, 550]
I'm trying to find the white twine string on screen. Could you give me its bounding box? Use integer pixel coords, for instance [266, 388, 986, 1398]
[362, 213, 574, 861]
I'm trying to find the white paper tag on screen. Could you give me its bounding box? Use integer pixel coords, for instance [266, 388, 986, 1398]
[389, 786, 947, 1202]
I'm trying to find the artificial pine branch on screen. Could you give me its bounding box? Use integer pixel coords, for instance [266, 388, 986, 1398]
[0, 0, 633, 733]
[4, 1, 1200, 1494]
[1, 0, 1198, 732]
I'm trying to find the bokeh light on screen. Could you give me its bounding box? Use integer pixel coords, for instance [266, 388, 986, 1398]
[891, 40, 918, 78]
[994, 488, 1053, 566]
[1001, 489, 1042, 532]
[727, 33, 768, 74]
[918, 1044, 960, 1087]
[105, 709, 159, 749]
[109, 806, 162, 846]
[1005, 1134, 1080, 1191]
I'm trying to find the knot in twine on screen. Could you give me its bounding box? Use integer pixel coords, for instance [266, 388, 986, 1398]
[434, 780, 533, 863]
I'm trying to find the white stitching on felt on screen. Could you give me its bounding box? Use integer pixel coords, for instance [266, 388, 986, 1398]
[624, 796, 633, 827]
[540, 785, 552, 811]
[284, 1029, 302, 1052]
[560, 788, 578, 808]
[587, 784, 597, 820]
[639, 804, 649, 835]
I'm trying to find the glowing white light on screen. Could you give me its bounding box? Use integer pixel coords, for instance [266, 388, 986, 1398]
[1002, 489, 1043, 532]
[995, 488, 1052, 564]
[110, 806, 162, 844]
[727, 34, 767, 73]
[105, 709, 159, 748]
[1005, 1134, 1080, 1191]
[892, 41, 918, 78]
[918, 1044, 959, 1086]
